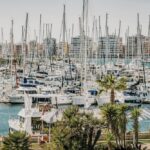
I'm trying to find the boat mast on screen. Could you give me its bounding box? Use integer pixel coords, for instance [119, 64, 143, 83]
[140, 25, 147, 89]
[71, 24, 74, 40]
[98, 16, 102, 62]
[105, 13, 109, 64]
[91, 16, 95, 63]
[80, 0, 85, 74]
[23, 13, 28, 77]
[84, 0, 88, 82]
[42, 23, 45, 58]
[71, 23, 74, 59]
[62, 4, 66, 59]
[79, 16, 84, 86]
[46, 24, 48, 65]
[49, 24, 53, 71]
[124, 31, 127, 62]
[95, 19, 98, 66]
[38, 14, 42, 58]
[80, 0, 88, 91]
[21, 26, 24, 58]
[137, 13, 141, 59]
[1, 28, 4, 57]
[117, 20, 121, 61]
[132, 35, 134, 61]
[98, 16, 102, 39]
[79, 17, 82, 63]
[148, 15, 150, 59]
[10, 20, 14, 79]
[127, 27, 130, 63]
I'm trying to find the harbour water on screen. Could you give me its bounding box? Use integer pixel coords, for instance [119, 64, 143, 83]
[1, 103, 150, 135]
[0, 104, 23, 135]
[128, 105, 150, 133]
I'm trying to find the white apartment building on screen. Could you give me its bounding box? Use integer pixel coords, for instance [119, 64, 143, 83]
[98, 35, 123, 58]
[70, 35, 93, 58]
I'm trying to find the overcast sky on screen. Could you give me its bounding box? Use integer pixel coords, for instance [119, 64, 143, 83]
[0, 0, 150, 42]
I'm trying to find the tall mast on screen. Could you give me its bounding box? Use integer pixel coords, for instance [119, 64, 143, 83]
[91, 16, 95, 62]
[140, 25, 146, 89]
[62, 4, 66, 58]
[125, 32, 127, 61]
[46, 24, 48, 62]
[132, 35, 134, 61]
[10, 20, 14, 78]
[127, 27, 130, 61]
[72, 24, 74, 38]
[117, 20, 121, 59]
[137, 13, 141, 58]
[95, 19, 98, 65]
[23, 13, 28, 76]
[49, 24, 53, 68]
[98, 16, 102, 59]
[79, 17, 82, 61]
[98, 16, 102, 38]
[105, 13, 109, 63]
[148, 15, 150, 58]
[42, 23, 45, 58]
[79, 17, 82, 36]
[84, 0, 88, 82]
[38, 14, 42, 57]
[80, 0, 87, 90]
[21, 26, 24, 60]
[1, 28, 4, 57]
[81, 0, 85, 65]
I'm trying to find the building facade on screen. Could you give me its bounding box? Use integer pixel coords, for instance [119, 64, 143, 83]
[126, 35, 149, 58]
[98, 35, 123, 58]
[70, 35, 93, 58]
[43, 38, 57, 57]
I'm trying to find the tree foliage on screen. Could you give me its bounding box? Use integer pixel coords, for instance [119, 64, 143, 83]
[97, 74, 126, 103]
[131, 108, 141, 148]
[101, 103, 128, 148]
[51, 106, 101, 150]
[3, 131, 31, 150]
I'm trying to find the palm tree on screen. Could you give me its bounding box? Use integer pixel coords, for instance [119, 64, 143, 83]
[97, 74, 126, 103]
[118, 104, 128, 148]
[101, 103, 129, 148]
[3, 131, 31, 150]
[51, 106, 101, 150]
[105, 131, 114, 150]
[101, 104, 119, 146]
[131, 108, 141, 148]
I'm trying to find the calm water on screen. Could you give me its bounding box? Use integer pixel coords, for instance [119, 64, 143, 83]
[127, 105, 150, 133]
[0, 104, 150, 135]
[0, 104, 23, 135]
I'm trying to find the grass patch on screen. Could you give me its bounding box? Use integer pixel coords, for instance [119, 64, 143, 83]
[31, 143, 51, 150]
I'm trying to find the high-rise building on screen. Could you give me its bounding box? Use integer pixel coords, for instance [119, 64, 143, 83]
[15, 43, 22, 57]
[98, 35, 123, 58]
[58, 42, 69, 57]
[43, 38, 56, 57]
[70, 35, 93, 58]
[126, 36, 138, 57]
[126, 35, 149, 58]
